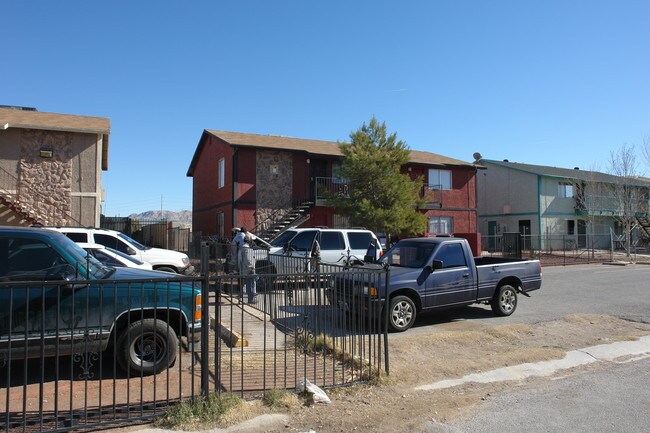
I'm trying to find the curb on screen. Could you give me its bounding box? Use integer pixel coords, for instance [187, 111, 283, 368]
[210, 314, 248, 347]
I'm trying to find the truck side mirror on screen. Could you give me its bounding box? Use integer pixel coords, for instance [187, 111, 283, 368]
[431, 260, 444, 271]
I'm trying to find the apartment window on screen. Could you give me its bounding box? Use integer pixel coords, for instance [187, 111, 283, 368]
[428, 169, 452, 190]
[558, 182, 573, 198]
[218, 158, 225, 189]
[428, 216, 453, 234]
[567, 220, 575, 235]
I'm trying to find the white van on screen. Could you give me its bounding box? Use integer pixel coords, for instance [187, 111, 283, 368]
[258, 228, 382, 274]
[44, 227, 193, 274]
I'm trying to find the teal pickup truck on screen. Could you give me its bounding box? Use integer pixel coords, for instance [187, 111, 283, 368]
[0, 227, 202, 375]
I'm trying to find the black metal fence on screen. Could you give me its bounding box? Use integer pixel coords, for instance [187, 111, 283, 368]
[1, 245, 388, 432]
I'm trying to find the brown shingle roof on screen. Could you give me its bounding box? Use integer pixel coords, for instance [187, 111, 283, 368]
[1, 107, 111, 170]
[187, 129, 476, 176]
[0, 107, 110, 134]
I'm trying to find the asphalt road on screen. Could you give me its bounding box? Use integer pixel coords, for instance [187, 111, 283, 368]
[409, 263, 650, 433]
[426, 357, 650, 433]
[393, 263, 650, 338]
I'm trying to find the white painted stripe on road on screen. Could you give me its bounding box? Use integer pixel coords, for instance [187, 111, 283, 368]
[415, 335, 650, 391]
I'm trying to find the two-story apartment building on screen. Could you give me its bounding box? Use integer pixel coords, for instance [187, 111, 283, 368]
[187, 130, 481, 249]
[476, 159, 650, 250]
[0, 106, 110, 227]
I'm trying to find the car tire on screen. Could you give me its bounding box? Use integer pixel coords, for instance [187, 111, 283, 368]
[156, 266, 177, 273]
[491, 284, 518, 316]
[387, 295, 416, 332]
[116, 319, 178, 376]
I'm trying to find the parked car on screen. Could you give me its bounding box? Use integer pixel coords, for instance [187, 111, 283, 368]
[258, 228, 382, 274]
[0, 227, 202, 375]
[329, 236, 542, 332]
[77, 242, 154, 270]
[41, 226, 193, 274]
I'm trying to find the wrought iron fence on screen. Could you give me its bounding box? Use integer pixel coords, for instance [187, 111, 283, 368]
[1, 244, 389, 432]
[481, 233, 650, 265]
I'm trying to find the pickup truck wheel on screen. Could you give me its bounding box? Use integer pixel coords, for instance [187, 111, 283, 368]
[491, 284, 518, 316]
[388, 295, 416, 332]
[117, 319, 178, 375]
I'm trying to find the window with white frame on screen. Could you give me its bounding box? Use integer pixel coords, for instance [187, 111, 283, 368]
[218, 158, 225, 188]
[428, 216, 453, 234]
[558, 182, 573, 198]
[428, 169, 452, 190]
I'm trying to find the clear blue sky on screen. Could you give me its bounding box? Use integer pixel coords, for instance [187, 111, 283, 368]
[3, 1, 649, 215]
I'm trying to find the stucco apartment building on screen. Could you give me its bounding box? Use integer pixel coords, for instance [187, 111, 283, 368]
[187, 130, 481, 250]
[476, 158, 650, 250]
[0, 106, 110, 227]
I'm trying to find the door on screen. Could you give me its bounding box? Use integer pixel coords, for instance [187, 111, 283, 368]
[309, 160, 328, 202]
[319, 231, 346, 264]
[425, 242, 476, 308]
[286, 230, 319, 272]
[487, 221, 497, 251]
[578, 220, 587, 248]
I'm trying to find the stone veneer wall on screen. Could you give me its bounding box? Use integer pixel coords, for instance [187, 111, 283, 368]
[19, 129, 73, 226]
[256, 150, 293, 226]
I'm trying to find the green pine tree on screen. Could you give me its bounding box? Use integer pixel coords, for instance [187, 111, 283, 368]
[327, 117, 427, 237]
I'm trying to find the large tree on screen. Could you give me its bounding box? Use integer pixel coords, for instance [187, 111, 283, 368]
[327, 117, 427, 236]
[608, 143, 647, 256]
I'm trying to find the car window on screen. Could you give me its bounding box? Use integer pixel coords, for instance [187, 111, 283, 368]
[3, 238, 66, 280]
[382, 243, 436, 268]
[94, 234, 131, 254]
[91, 249, 123, 267]
[434, 243, 467, 268]
[269, 230, 297, 248]
[65, 232, 88, 242]
[289, 230, 318, 251]
[320, 231, 345, 250]
[347, 232, 374, 250]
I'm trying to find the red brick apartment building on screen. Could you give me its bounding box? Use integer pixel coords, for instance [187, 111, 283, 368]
[186, 130, 481, 251]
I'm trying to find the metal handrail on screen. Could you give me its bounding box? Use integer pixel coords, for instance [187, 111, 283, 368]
[0, 165, 81, 226]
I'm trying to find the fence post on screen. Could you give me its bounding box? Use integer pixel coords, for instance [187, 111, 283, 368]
[200, 242, 210, 397]
[383, 267, 390, 375]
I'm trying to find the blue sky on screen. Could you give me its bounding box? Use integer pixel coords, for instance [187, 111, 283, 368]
[3, 1, 649, 215]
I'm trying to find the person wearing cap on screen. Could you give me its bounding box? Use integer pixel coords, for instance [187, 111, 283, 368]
[237, 233, 257, 303]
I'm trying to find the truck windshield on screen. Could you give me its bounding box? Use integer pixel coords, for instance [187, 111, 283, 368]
[269, 230, 297, 248]
[380, 243, 437, 268]
[118, 232, 148, 250]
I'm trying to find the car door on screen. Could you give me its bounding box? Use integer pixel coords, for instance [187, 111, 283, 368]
[0, 237, 100, 357]
[425, 242, 476, 308]
[319, 231, 346, 264]
[286, 230, 318, 272]
[346, 231, 377, 263]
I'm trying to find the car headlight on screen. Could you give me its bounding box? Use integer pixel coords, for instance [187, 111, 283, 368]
[182, 256, 190, 265]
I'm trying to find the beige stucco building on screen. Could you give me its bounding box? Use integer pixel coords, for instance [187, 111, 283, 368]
[0, 106, 110, 227]
[476, 159, 650, 251]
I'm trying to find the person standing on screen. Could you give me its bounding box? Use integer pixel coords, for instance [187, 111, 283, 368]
[237, 234, 257, 303]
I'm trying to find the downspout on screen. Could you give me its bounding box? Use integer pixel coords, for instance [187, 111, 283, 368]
[537, 175, 542, 248]
[232, 146, 238, 230]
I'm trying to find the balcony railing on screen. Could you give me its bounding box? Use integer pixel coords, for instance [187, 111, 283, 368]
[314, 177, 443, 207]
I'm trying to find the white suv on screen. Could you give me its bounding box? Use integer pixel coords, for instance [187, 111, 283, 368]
[257, 228, 382, 274]
[43, 227, 193, 274]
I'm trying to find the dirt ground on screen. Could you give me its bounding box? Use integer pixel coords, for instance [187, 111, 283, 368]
[197, 313, 650, 433]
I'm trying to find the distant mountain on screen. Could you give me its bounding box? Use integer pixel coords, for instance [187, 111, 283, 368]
[128, 210, 192, 223]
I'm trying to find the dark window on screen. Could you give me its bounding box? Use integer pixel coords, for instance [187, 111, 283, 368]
[3, 238, 66, 280]
[289, 231, 318, 251]
[270, 230, 297, 248]
[347, 232, 373, 250]
[434, 243, 467, 269]
[567, 220, 575, 235]
[320, 232, 346, 250]
[65, 232, 88, 242]
[94, 234, 130, 254]
[91, 249, 122, 267]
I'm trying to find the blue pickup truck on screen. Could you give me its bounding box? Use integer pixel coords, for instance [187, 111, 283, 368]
[0, 227, 202, 375]
[332, 236, 542, 332]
